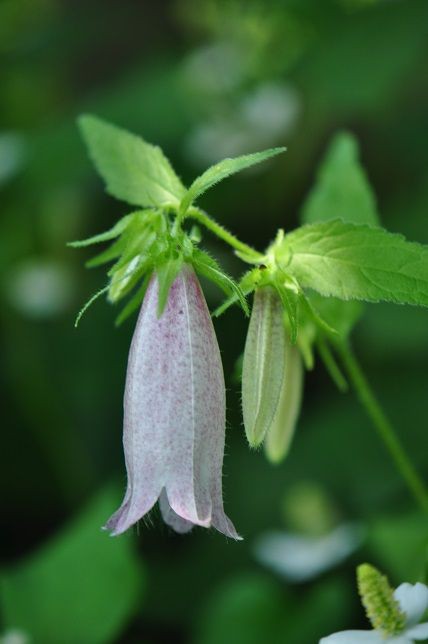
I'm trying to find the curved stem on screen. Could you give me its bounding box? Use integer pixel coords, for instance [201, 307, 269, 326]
[187, 207, 263, 261]
[337, 340, 428, 513]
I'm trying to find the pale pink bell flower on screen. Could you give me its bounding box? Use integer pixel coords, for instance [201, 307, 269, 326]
[105, 264, 240, 539]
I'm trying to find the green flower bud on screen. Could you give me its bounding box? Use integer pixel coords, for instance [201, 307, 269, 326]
[264, 334, 303, 463]
[242, 287, 285, 447]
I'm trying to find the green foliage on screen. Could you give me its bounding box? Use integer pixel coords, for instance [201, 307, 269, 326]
[0, 486, 144, 644]
[213, 268, 262, 317]
[156, 256, 184, 316]
[273, 280, 299, 344]
[191, 248, 249, 315]
[308, 294, 363, 339]
[74, 285, 110, 327]
[115, 274, 151, 326]
[368, 513, 428, 583]
[194, 574, 352, 644]
[193, 573, 289, 644]
[302, 132, 379, 226]
[282, 220, 428, 307]
[316, 337, 348, 392]
[180, 147, 286, 215]
[67, 213, 134, 247]
[297, 131, 377, 364]
[74, 117, 271, 322]
[78, 115, 186, 208]
[5, 2, 428, 643]
[71, 210, 167, 324]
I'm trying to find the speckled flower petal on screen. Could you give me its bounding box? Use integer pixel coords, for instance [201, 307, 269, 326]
[159, 489, 194, 534]
[105, 265, 239, 538]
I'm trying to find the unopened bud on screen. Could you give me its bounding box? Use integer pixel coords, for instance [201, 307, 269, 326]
[242, 287, 285, 447]
[264, 337, 303, 464]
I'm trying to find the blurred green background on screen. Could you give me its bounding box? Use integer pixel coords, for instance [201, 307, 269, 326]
[1, 1, 428, 642]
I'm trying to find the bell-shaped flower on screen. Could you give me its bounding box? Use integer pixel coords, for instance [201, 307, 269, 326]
[105, 264, 240, 539]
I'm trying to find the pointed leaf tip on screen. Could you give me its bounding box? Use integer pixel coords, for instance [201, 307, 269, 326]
[180, 146, 286, 215]
[78, 113, 186, 208]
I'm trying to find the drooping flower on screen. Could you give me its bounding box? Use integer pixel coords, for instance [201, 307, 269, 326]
[320, 564, 428, 643]
[105, 264, 240, 539]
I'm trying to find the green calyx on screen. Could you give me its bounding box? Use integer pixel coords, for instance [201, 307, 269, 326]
[72, 114, 288, 325]
[357, 564, 406, 636]
[70, 207, 249, 325]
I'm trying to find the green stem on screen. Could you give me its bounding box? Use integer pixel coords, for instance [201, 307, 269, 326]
[187, 207, 263, 261]
[337, 340, 428, 513]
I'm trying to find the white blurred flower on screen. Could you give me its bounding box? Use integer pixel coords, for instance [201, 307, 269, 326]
[185, 82, 300, 165]
[240, 83, 300, 137]
[5, 259, 74, 318]
[182, 42, 246, 94]
[320, 582, 428, 643]
[254, 523, 363, 583]
[0, 630, 30, 644]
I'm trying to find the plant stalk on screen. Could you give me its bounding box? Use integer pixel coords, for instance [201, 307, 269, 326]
[337, 340, 428, 514]
[187, 207, 262, 261]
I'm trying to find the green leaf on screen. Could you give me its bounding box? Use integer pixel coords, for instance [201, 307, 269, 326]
[301, 132, 379, 227]
[180, 147, 286, 215]
[308, 293, 363, 339]
[283, 220, 428, 307]
[74, 285, 109, 327]
[213, 268, 261, 317]
[78, 114, 186, 207]
[316, 337, 348, 392]
[274, 282, 298, 344]
[156, 256, 184, 317]
[300, 294, 339, 337]
[67, 213, 134, 248]
[194, 573, 289, 644]
[0, 486, 144, 644]
[106, 211, 162, 275]
[108, 255, 152, 303]
[298, 130, 377, 342]
[192, 250, 249, 316]
[368, 512, 428, 583]
[86, 236, 126, 268]
[115, 273, 152, 326]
